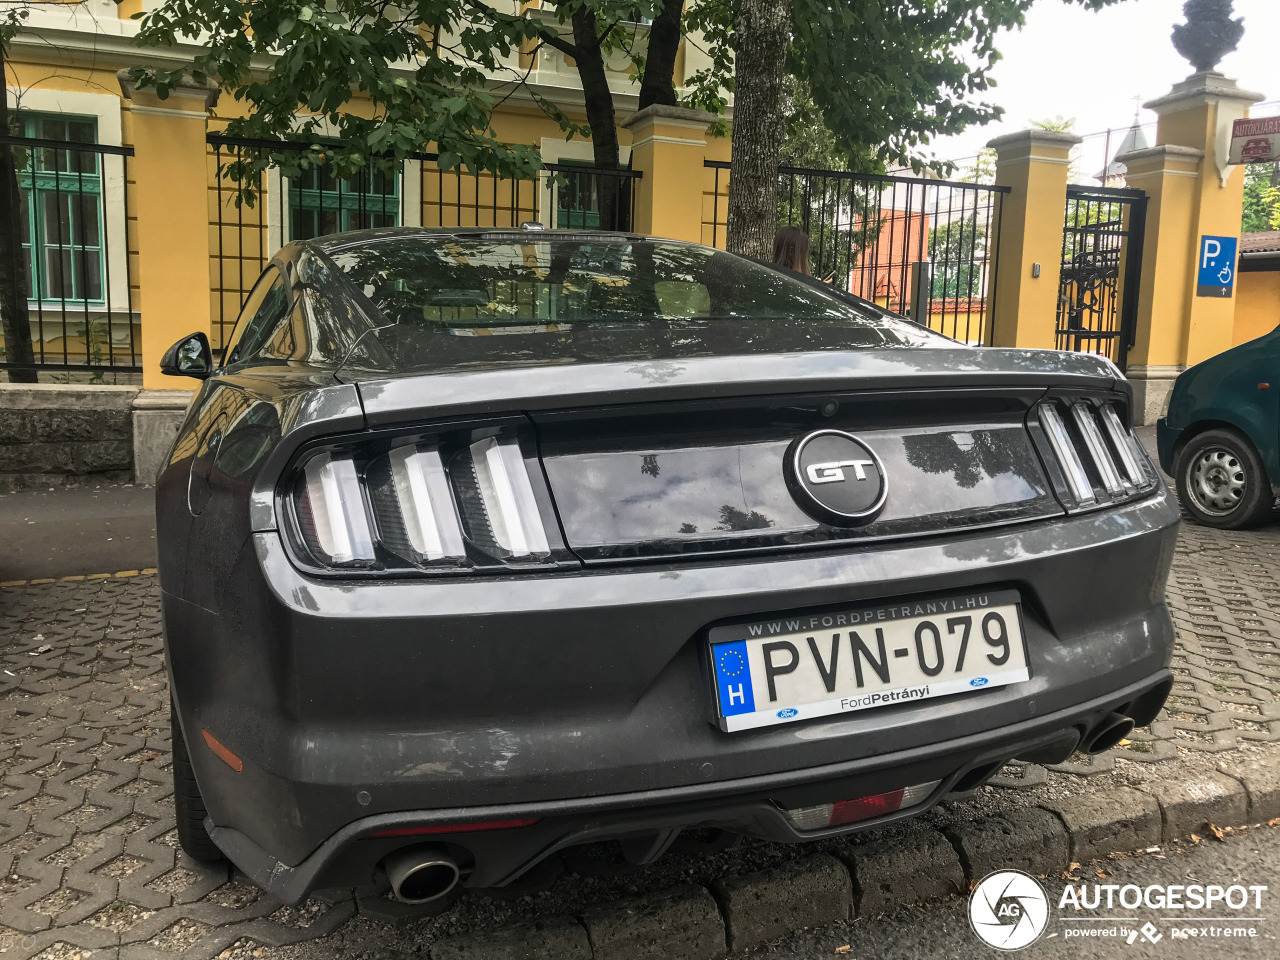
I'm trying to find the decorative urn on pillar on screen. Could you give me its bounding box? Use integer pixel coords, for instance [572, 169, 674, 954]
[1171, 0, 1245, 73]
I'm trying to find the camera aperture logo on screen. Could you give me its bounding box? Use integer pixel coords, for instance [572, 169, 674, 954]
[969, 870, 1050, 951]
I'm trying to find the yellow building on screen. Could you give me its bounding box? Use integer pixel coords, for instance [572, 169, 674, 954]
[1, 0, 730, 390]
[1234, 230, 1280, 347]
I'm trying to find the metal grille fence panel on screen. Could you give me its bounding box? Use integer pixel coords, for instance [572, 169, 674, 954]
[0, 134, 139, 379]
[1057, 184, 1147, 371]
[704, 161, 1009, 345]
[209, 134, 640, 348]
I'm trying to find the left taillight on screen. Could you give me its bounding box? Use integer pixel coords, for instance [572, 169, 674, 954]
[285, 425, 564, 576]
[295, 453, 378, 567]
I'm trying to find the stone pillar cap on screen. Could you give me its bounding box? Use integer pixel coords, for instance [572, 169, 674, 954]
[117, 68, 220, 108]
[985, 129, 1083, 152]
[1145, 72, 1264, 112]
[1116, 144, 1205, 166]
[622, 104, 718, 130]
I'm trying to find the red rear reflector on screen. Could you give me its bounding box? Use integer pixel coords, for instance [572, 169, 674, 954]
[368, 817, 538, 839]
[201, 729, 243, 772]
[828, 788, 905, 826]
[782, 780, 940, 831]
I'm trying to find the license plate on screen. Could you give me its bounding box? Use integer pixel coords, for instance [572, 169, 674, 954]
[708, 589, 1030, 732]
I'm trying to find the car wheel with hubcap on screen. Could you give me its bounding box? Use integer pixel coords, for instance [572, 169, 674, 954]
[171, 702, 226, 863]
[1175, 428, 1274, 529]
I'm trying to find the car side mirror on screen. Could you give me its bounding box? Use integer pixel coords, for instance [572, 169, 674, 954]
[161, 332, 213, 380]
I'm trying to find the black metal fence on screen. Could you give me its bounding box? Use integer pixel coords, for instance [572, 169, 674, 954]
[0, 134, 139, 379]
[704, 161, 1009, 344]
[1057, 184, 1147, 370]
[209, 133, 640, 349]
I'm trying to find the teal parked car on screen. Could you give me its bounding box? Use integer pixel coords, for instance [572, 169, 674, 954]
[1157, 325, 1280, 529]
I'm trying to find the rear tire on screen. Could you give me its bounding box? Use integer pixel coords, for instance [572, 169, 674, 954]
[171, 703, 226, 863]
[1174, 428, 1274, 529]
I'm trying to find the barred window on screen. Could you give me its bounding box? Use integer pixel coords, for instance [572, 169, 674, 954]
[289, 165, 400, 241]
[555, 161, 602, 230]
[18, 113, 104, 304]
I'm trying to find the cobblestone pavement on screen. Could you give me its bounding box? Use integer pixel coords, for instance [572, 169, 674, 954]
[2, 513, 1280, 960]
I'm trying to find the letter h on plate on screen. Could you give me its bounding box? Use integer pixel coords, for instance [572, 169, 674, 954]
[713, 641, 756, 717]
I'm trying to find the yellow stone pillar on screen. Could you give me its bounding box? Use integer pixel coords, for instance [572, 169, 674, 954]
[117, 71, 218, 390]
[621, 105, 719, 242]
[985, 130, 1081, 349]
[1123, 73, 1263, 423]
[1113, 145, 1204, 423]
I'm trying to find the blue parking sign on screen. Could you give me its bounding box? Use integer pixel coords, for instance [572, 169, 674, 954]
[1197, 235, 1238, 298]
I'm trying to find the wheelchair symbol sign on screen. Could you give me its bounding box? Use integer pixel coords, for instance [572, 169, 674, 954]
[1198, 236, 1238, 298]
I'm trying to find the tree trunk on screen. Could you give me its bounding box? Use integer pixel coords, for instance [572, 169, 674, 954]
[569, 9, 626, 228]
[0, 41, 37, 382]
[572, 9, 620, 171]
[725, 0, 790, 259]
[638, 0, 684, 109]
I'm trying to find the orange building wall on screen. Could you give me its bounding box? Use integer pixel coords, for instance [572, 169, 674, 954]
[1233, 270, 1280, 346]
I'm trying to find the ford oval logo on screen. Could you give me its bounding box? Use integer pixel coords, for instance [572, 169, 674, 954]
[969, 677, 989, 688]
[777, 708, 799, 719]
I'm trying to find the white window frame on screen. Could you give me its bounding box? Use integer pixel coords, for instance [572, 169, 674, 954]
[5, 87, 130, 312]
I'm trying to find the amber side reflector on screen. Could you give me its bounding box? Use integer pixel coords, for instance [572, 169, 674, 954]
[1259, 383, 1271, 390]
[368, 818, 538, 839]
[201, 729, 244, 772]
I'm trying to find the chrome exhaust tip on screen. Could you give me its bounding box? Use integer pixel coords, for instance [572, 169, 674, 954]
[384, 846, 461, 904]
[1082, 712, 1135, 755]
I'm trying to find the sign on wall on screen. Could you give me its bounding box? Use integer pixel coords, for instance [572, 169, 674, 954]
[1229, 117, 1280, 165]
[1197, 235, 1238, 299]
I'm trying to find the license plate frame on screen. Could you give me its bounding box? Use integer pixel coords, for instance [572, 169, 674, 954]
[707, 588, 1031, 732]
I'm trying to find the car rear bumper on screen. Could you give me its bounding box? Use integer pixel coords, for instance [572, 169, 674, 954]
[163, 487, 1179, 899]
[207, 669, 1172, 904]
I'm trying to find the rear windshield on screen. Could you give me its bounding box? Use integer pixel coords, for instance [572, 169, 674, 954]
[326, 236, 942, 375]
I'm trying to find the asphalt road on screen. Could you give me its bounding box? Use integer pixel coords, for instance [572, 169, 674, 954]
[0, 482, 157, 580]
[737, 824, 1280, 960]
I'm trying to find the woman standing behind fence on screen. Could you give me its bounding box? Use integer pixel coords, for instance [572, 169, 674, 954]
[772, 227, 811, 275]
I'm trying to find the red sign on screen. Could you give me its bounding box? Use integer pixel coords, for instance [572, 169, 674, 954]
[1230, 117, 1280, 164]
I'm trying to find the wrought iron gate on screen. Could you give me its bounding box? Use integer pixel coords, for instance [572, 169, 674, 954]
[1057, 185, 1147, 370]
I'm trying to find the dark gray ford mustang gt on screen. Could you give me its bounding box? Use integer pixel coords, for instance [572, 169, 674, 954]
[156, 227, 1178, 906]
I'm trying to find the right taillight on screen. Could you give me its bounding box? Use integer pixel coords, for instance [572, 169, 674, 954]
[286, 425, 565, 575]
[1034, 398, 1157, 510]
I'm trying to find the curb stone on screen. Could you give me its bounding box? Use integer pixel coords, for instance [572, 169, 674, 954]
[431, 916, 592, 960]
[1040, 786, 1162, 863]
[1142, 772, 1248, 842]
[844, 821, 965, 918]
[711, 853, 852, 952]
[582, 884, 724, 960]
[1217, 755, 1280, 823]
[407, 771, 1275, 958]
[942, 806, 1071, 881]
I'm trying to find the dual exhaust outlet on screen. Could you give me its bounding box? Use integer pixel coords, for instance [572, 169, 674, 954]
[384, 846, 461, 904]
[1080, 711, 1135, 755]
